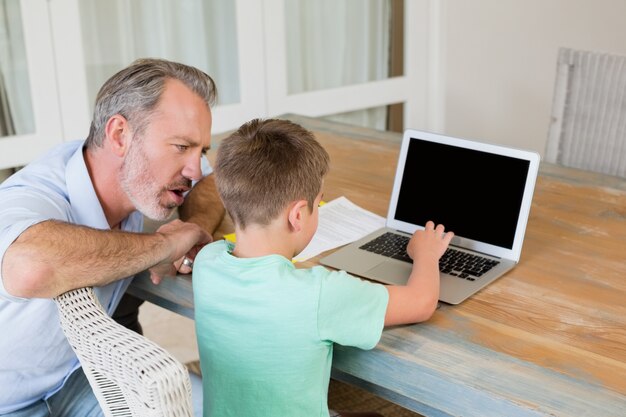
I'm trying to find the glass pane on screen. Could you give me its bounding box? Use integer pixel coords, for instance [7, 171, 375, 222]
[78, 0, 240, 109]
[0, 0, 35, 137]
[285, 0, 398, 94]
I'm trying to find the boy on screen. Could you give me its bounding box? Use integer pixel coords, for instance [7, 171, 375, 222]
[193, 118, 453, 417]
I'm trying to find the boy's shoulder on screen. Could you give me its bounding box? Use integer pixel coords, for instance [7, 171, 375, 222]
[195, 239, 232, 262]
[201, 238, 231, 253]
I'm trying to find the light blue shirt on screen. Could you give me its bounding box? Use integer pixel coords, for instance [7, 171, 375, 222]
[0, 140, 212, 413]
[193, 240, 389, 417]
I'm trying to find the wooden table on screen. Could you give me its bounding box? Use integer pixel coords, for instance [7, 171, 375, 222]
[129, 114, 626, 416]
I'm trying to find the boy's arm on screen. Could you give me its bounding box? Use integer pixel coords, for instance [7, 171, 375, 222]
[384, 221, 453, 326]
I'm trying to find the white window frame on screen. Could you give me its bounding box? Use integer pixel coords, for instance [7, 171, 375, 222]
[262, 0, 436, 132]
[0, 0, 63, 169]
[210, 0, 267, 134]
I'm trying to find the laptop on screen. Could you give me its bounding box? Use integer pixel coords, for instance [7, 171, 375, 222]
[320, 128, 540, 304]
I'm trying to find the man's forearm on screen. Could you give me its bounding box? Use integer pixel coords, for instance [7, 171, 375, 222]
[2, 220, 171, 298]
[179, 175, 225, 234]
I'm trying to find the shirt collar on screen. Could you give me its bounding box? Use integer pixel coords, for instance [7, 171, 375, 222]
[64, 142, 146, 233]
[65, 143, 111, 230]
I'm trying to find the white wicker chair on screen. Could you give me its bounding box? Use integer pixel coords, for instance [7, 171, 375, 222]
[55, 287, 194, 417]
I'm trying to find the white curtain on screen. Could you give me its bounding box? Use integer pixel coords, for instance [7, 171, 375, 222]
[0, 0, 34, 137]
[78, 0, 239, 106]
[285, 0, 391, 130]
[68, 0, 393, 131]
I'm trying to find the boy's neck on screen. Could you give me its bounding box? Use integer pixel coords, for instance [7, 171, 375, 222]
[231, 223, 297, 260]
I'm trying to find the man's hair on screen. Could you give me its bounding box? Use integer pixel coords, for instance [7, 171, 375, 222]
[85, 58, 217, 148]
[215, 118, 330, 230]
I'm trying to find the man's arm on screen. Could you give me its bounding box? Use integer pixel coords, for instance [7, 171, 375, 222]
[2, 219, 211, 299]
[178, 174, 225, 234]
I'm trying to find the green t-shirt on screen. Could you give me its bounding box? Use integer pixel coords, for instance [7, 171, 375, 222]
[193, 240, 389, 417]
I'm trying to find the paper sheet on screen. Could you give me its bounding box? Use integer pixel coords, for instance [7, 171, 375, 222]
[293, 196, 385, 262]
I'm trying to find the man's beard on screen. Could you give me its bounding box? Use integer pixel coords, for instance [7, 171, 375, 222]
[120, 137, 184, 221]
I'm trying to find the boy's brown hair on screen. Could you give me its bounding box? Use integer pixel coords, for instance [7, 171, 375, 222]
[215, 118, 330, 230]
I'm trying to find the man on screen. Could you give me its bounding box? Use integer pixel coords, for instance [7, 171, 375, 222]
[0, 58, 224, 416]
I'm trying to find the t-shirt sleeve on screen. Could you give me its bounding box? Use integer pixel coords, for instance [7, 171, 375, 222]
[316, 268, 389, 350]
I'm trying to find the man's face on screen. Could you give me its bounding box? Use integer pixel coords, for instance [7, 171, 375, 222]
[120, 79, 212, 220]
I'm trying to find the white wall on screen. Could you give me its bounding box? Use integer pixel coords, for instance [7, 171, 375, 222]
[438, 0, 626, 156]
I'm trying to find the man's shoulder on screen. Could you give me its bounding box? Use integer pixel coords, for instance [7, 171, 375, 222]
[32, 140, 84, 162]
[3, 140, 84, 184]
[0, 140, 86, 208]
[40, 140, 85, 162]
[31, 140, 84, 171]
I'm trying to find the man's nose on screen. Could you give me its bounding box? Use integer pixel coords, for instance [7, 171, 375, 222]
[182, 155, 203, 181]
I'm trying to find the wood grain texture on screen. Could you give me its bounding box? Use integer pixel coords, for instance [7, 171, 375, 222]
[131, 114, 626, 416]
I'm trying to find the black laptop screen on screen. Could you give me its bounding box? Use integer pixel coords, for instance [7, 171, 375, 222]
[394, 138, 530, 249]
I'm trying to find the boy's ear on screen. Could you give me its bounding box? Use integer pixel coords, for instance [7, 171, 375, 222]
[287, 200, 308, 232]
[105, 114, 131, 157]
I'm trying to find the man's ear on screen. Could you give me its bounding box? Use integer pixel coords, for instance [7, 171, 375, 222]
[105, 114, 131, 157]
[287, 200, 308, 232]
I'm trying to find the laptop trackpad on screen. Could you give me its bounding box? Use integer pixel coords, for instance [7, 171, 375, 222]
[365, 261, 411, 286]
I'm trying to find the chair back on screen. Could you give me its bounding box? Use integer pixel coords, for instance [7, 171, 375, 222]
[55, 287, 194, 417]
[546, 47, 626, 178]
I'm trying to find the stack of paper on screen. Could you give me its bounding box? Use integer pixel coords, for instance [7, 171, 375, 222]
[293, 196, 385, 262]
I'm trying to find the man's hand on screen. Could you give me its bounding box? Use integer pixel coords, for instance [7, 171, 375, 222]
[149, 219, 213, 284]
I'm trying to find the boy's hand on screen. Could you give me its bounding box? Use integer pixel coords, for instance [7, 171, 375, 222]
[407, 220, 454, 262]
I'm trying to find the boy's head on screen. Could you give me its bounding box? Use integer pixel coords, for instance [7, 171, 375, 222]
[215, 118, 330, 230]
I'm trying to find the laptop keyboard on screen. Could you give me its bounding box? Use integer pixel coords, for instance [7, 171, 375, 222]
[359, 232, 500, 281]
[359, 232, 414, 263]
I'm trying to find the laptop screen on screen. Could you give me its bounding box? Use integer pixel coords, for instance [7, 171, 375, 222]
[385, 129, 540, 262]
[394, 138, 530, 249]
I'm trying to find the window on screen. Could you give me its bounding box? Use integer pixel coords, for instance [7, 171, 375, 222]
[2, 0, 432, 170]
